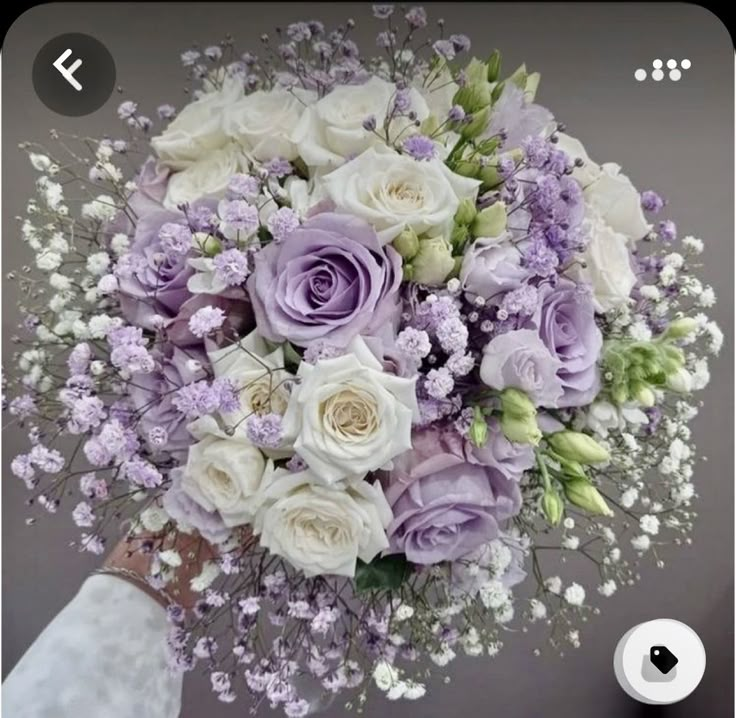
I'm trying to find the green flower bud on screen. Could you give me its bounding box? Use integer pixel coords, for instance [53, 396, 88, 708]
[402, 264, 414, 282]
[450, 223, 471, 249]
[563, 479, 614, 517]
[472, 201, 507, 238]
[479, 164, 502, 189]
[412, 236, 455, 286]
[634, 385, 656, 407]
[501, 413, 542, 446]
[453, 82, 492, 113]
[454, 198, 477, 226]
[491, 80, 505, 104]
[667, 367, 693, 393]
[551, 454, 588, 481]
[392, 227, 420, 260]
[453, 160, 482, 179]
[460, 106, 491, 140]
[547, 431, 610, 465]
[486, 50, 502, 83]
[662, 317, 699, 341]
[469, 407, 489, 448]
[475, 137, 502, 156]
[464, 58, 488, 85]
[500, 388, 537, 419]
[196, 233, 222, 256]
[509, 64, 528, 90]
[420, 114, 440, 137]
[541, 489, 564, 526]
[524, 72, 541, 100]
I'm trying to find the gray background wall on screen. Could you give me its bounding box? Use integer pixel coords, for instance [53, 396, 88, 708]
[2, 3, 733, 716]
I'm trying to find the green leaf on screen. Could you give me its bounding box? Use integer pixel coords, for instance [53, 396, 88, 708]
[355, 555, 411, 593]
[282, 341, 302, 372]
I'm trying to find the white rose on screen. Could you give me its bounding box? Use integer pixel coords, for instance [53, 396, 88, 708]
[555, 133, 601, 187]
[322, 146, 479, 244]
[208, 330, 294, 430]
[253, 464, 391, 577]
[570, 211, 637, 312]
[180, 415, 266, 527]
[151, 76, 243, 169]
[282, 335, 419, 484]
[223, 87, 313, 161]
[293, 77, 429, 169]
[163, 143, 247, 209]
[584, 163, 651, 243]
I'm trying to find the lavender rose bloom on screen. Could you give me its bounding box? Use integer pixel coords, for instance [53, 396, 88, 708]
[162, 468, 230, 544]
[469, 417, 535, 481]
[480, 328, 564, 407]
[128, 345, 206, 454]
[460, 235, 529, 304]
[530, 278, 602, 407]
[384, 427, 522, 565]
[248, 212, 402, 347]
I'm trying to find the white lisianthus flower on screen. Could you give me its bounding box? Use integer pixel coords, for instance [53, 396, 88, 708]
[224, 87, 313, 162]
[282, 335, 419, 484]
[584, 163, 651, 243]
[208, 330, 294, 425]
[151, 76, 243, 169]
[180, 415, 266, 527]
[293, 77, 429, 169]
[163, 143, 247, 209]
[570, 211, 637, 312]
[322, 145, 479, 244]
[252, 463, 391, 577]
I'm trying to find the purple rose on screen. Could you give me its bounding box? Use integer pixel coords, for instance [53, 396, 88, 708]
[480, 328, 564, 407]
[460, 236, 530, 304]
[128, 346, 207, 454]
[118, 207, 194, 331]
[384, 427, 522, 565]
[530, 278, 602, 407]
[162, 468, 230, 543]
[469, 417, 535, 481]
[247, 213, 402, 347]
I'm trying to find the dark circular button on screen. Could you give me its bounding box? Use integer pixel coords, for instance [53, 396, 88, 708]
[32, 33, 116, 117]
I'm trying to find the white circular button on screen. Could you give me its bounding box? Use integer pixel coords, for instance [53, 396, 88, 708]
[614, 619, 706, 704]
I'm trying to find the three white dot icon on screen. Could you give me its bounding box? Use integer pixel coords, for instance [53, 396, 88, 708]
[635, 59, 691, 82]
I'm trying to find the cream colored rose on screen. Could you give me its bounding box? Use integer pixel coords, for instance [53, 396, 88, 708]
[151, 76, 243, 169]
[282, 335, 419, 484]
[322, 146, 479, 244]
[208, 329, 294, 426]
[585, 163, 651, 243]
[163, 143, 247, 209]
[253, 463, 391, 577]
[223, 87, 313, 162]
[180, 415, 266, 527]
[569, 210, 637, 312]
[293, 77, 429, 169]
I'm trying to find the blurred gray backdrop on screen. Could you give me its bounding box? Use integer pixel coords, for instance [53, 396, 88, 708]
[2, 3, 733, 717]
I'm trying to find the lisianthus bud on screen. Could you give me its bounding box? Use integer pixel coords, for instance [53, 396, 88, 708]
[392, 227, 420, 259]
[463, 57, 488, 84]
[460, 106, 491, 140]
[667, 367, 693, 393]
[469, 407, 488, 448]
[454, 159, 481, 179]
[663, 317, 699, 341]
[563, 479, 614, 517]
[501, 413, 542, 446]
[454, 198, 477, 226]
[541, 489, 563, 526]
[547, 431, 610, 464]
[486, 49, 502, 83]
[412, 236, 455, 286]
[500, 388, 536, 419]
[453, 82, 492, 113]
[634, 385, 656, 407]
[195, 233, 222, 256]
[472, 201, 507, 238]
[450, 223, 471, 248]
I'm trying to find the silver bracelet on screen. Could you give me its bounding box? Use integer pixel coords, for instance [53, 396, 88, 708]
[94, 566, 178, 607]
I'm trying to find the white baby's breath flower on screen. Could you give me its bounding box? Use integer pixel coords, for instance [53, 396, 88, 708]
[86, 252, 111, 276]
[562, 536, 580, 550]
[373, 660, 399, 692]
[190, 560, 221, 592]
[598, 580, 617, 597]
[639, 515, 660, 535]
[697, 287, 716, 308]
[631, 535, 651, 552]
[682, 235, 704, 254]
[564, 583, 586, 606]
[82, 195, 118, 222]
[110, 233, 130, 255]
[544, 576, 562, 594]
[394, 604, 414, 621]
[158, 549, 182, 567]
[529, 599, 547, 620]
[140, 504, 170, 532]
[36, 251, 62, 272]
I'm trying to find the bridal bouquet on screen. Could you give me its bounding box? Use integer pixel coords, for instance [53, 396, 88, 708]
[6, 5, 722, 714]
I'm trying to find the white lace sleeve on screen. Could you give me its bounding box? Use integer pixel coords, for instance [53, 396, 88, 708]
[2, 575, 183, 718]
